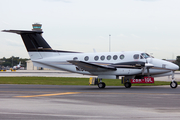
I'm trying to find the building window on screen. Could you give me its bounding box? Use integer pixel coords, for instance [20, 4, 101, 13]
[133, 54, 139, 59]
[113, 55, 118, 60]
[84, 56, 89, 61]
[94, 56, 99, 61]
[107, 55, 111, 60]
[100, 55, 105, 60]
[120, 55, 125, 60]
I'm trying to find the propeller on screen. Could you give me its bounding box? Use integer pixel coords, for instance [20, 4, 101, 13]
[142, 58, 154, 76]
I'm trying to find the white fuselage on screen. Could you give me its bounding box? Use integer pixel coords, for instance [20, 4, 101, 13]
[29, 51, 179, 79]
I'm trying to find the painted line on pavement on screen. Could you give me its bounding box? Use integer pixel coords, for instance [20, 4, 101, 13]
[15, 92, 80, 98]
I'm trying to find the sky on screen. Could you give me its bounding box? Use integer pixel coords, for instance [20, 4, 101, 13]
[0, 0, 180, 59]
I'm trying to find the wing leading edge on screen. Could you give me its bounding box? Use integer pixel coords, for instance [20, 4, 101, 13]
[68, 60, 117, 72]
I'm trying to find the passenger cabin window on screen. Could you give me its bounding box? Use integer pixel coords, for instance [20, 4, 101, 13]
[73, 57, 78, 60]
[100, 55, 105, 60]
[133, 54, 139, 59]
[141, 53, 150, 59]
[94, 56, 99, 61]
[120, 54, 125, 60]
[107, 55, 111, 60]
[113, 55, 118, 60]
[84, 56, 89, 61]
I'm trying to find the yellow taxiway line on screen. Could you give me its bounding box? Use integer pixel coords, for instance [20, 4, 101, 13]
[15, 92, 80, 98]
[14, 92, 180, 98]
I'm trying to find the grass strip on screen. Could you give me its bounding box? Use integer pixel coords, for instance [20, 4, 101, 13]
[0, 77, 179, 86]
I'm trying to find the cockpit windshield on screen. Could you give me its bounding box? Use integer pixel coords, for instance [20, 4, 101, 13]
[141, 53, 150, 59]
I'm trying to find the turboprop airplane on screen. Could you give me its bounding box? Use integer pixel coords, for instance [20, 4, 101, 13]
[2, 30, 179, 89]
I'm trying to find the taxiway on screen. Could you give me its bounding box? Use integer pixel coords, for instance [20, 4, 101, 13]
[0, 84, 180, 120]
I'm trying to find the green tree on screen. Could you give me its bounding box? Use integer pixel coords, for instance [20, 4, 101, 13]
[174, 56, 180, 70]
[0, 56, 29, 68]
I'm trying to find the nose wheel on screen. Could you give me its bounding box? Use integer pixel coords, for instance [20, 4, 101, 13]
[170, 81, 178, 88]
[170, 71, 178, 88]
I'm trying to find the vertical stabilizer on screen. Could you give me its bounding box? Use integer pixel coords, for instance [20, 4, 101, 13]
[2, 30, 55, 60]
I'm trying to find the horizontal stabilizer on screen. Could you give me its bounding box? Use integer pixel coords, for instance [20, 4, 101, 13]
[2, 30, 43, 34]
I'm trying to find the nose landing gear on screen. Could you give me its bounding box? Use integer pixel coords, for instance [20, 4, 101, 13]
[170, 81, 178, 88]
[170, 71, 178, 89]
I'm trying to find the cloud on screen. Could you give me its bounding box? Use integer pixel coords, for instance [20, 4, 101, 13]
[131, 34, 140, 38]
[117, 34, 127, 38]
[135, 0, 158, 1]
[4, 38, 23, 47]
[43, 0, 71, 3]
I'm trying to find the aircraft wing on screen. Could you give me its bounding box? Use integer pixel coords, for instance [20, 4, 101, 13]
[68, 60, 117, 72]
[111, 61, 145, 68]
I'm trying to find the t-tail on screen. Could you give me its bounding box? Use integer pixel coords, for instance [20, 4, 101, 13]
[2, 30, 80, 60]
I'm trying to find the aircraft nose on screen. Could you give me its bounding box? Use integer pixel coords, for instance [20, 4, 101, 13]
[172, 64, 179, 70]
[169, 62, 179, 70]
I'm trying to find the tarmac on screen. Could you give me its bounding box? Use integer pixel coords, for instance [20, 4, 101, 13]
[0, 84, 180, 120]
[0, 70, 180, 119]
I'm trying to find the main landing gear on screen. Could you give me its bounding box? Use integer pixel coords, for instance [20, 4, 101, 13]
[97, 78, 106, 89]
[124, 82, 131, 88]
[98, 82, 106, 89]
[170, 71, 178, 89]
[89, 78, 106, 89]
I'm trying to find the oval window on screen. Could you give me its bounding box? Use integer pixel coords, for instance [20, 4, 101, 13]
[73, 57, 78, 60]
[94, 56, 99, 61]
[84, 56, 89, 61]
[113, 55, 118, 60]
[100, 55, 105, 60]
[107, 55, 111, 60]
[133, 54, 139, 59]
[120, 55, 125, 60]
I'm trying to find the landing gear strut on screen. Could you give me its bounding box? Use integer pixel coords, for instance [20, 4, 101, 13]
[170, 71, 178, 89]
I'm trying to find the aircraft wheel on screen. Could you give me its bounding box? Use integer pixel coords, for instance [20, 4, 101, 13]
[98, 82, 106, 89]
[170, 81, 178, 89]
[124, 82, 131, 88]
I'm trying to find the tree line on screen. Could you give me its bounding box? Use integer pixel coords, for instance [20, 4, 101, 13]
[0, 56, 29, 68]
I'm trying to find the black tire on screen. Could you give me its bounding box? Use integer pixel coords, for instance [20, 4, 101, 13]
[98, 82, 106, 89]
[170, 81, 178, 88]
[124, 82, 131, 88]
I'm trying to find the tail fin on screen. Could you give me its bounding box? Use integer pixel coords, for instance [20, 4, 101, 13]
[2, 30, 81, 60]
[18, 61, 21, 66]
[2, 30, 58, 60]
[2, 30, 52, 52]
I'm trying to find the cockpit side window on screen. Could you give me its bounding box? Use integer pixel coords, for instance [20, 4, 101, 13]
[141, 53, 150, 59]
[133, 54, 139, 59]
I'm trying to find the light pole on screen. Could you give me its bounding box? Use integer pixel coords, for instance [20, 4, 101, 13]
[109, 34, 111, 52]
[12, 56, 13, 67]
